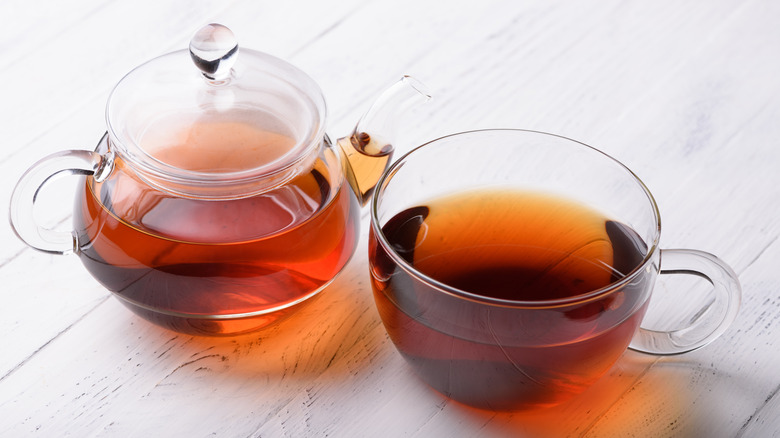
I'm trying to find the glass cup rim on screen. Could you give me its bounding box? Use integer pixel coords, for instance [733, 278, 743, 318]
[370, 128, 662, 309]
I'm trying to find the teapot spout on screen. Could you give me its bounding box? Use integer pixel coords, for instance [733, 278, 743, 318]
[337, 76, 431, 206]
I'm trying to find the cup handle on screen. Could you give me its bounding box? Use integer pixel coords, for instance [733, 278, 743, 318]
[9, 147, 114, 255]
[629, 248, 742, 355]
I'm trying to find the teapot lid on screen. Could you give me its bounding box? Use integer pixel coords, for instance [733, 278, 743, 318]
[106, 24, 327, 198]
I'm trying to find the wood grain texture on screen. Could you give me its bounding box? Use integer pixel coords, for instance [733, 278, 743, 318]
[1, 0, 778, 436]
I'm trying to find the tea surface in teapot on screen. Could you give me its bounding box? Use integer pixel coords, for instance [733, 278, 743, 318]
[140, 117, 296, 173]
[140, 113, 298, 173]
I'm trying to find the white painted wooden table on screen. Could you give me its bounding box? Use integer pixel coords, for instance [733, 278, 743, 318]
[1, 1, 778, 436]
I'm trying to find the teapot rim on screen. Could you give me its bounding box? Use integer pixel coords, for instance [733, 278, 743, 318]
[103, 47, 328, 198]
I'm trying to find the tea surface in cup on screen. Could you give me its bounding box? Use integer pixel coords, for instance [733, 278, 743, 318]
[370, 189, 650, 410]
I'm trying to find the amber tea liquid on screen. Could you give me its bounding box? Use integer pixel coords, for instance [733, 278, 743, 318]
[74, 121, 360, 335]
[369, 189, 651, 410]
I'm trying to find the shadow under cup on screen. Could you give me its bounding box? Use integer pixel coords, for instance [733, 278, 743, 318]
[368, 129, 741, 411]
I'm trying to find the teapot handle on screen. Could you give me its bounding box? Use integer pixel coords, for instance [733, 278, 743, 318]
[9, 142, 114, 255]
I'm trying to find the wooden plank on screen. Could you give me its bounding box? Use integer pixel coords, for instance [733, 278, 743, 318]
[0, 236, 379, 435]
[0, 252, 108, 378]
[574, 1, 780, 436]
[1, 0, 778, 436]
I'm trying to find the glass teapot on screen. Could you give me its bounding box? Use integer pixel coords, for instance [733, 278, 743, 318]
[9, 24, 430, 336]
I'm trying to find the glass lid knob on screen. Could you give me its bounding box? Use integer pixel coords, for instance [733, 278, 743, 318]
[189, 23, 238, 82]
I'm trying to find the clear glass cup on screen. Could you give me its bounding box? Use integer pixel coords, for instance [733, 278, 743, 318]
[369, 129, 741, 411]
